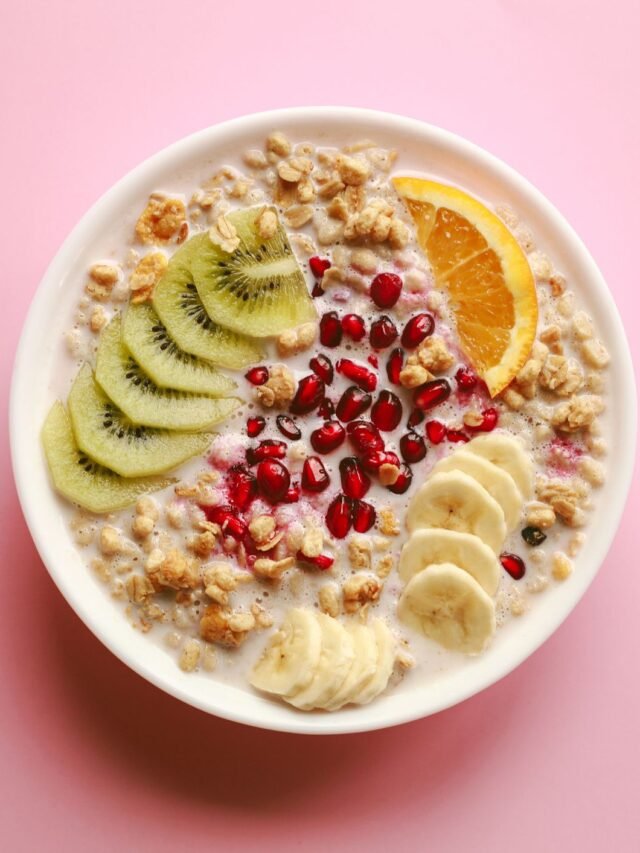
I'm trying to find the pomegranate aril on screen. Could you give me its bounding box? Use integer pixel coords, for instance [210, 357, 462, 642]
[446, 428, 469, 443]
[246, 439, 287, 465]
[352, 500, 376, 533]
[309, 354, 334, 384]
[346, 420, 384, 454]
[339, 457, 371, 500]
[319, 312, 343, 347]
[336, 386, 372, 422]
[425, 420, 446, 444]
[202, 505, 247, 539]
[386, 464, 412, 494]
[301, 456, 331, 493]
[310, 256, 331, 278]
[369, 315, 398, 349]
[386, 347, 404, 384]
[466, 407, 499, 433]
[246, 415, 266, 438]
[455, 366, 478, 392]
[296, 551, 335, 571]
[310, 420, 345, 454]
[226, 465, 258, 511]
[341, 313, 366, 341]
[276, 414, 302, 440]
[399, 431, 427, 464]
[500, 552, 526, 580]
[336, 358, 378, 392]
[290, 374, 325, 415]
[256, 459, 291, 503]
[401, 313, 434, 348]
[371, 389, 403, 431]
[408, 408, 425, 429]
[312, 280, 324, 298]
[224, 515, 249, 539]
[317, 397, 335, 419]
[414, 378, 451, 411]
[370, 272, 403, 308]
[325, 494, 353, 539]
[368, 354, 379, 368]
[283, 484, 300, 503]
[245, 366, 269, 385]
[360, 449, 400, 474]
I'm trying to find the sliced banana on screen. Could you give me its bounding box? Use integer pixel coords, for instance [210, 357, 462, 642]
[398, 563, 496, 655]
[406, 470, 506, 554]
[287, 614, 355, 710]
[249, 608, 322, 697]
[351, 619, 397, 706]
[324, 622, 379, 711]
[399, 528, 500, 595]
[432, 449, 523, 531]
[465, 432, 533, 498]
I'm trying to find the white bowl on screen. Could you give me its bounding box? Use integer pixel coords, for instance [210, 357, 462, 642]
[10, 108, 637, 735]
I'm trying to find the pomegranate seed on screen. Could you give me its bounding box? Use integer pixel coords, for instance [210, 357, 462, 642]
[202, 505, 247, 539]
[245, 366, 268, 385]
[339, 457, 371, 499]
[425, 420, 446, 444]
[336, 386, 372, 422]
[317, 397, 335, 419]
[290, 374, 325, 415]
[336, 358, 378, 392]
[246, 439, 287, 465]
[371, 390, 403, 431]
[325, 494, 353, 539]
[368, 354, 379, 368]
[414, 378, 451, 411]
[310, 420, 345, 454]
[455, 366, 478, 392]
[309, 354, 334, 384]
[246, 415, 266, 438]
[296, 551, 335, 571]
[283, 483, 300, 503]
[369, 315, 398, 349]
[447, 428, 469, 443]
[256, 459, 291, 503]
[500, 552, 526, 580]
[401, 313, 434, 348]
[310, 256, 331, 278]
[226, 465, 258, 511]
[387, 463, 413, 494]
[360, 449, 400, 474]
[346, 420, 384, 454]
[399, 431, 427, 463]
[370, 272, 403, 308]
[311, 280, 324, 298]
[225, 515, 248, 538]
[408, 408, 424, 429]
[352, 500, 376, 533]
[341, 314, 366, 341]
[320, 312, 343, 347]
[301, 457, 331, 493]
[386, 347, 404, 384]
[276, 414, 302, 440]
[466, 407, 499, 433]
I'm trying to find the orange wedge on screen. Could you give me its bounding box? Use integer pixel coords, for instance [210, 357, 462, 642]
[393, 177, 538, 397]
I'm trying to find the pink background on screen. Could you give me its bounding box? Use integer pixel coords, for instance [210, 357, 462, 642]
[2, 1, 639, 850]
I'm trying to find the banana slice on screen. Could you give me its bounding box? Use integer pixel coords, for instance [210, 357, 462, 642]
[432, 449, 523, 531]
[399, 529, 500, 595]
[465, 432, 533, 498]
[286, 614, 355, 711]
[406, 470, 507, 554]
[249, 608, 322, 697]
[398, 563, 496, 654]
[324, 622, 379, 711]
[351, 619, 397, 706]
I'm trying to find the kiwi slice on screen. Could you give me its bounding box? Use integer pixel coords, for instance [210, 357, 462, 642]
[122, 303, 236, 397]
[95, 316, 242, 431]
[152, 239, 263, 368]
[190, 207, 317, 337]
[68, 364, 214, 477]
[42, 402, 174, 513]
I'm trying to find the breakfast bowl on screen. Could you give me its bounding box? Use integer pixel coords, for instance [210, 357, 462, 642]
[10, 107, 636, 734]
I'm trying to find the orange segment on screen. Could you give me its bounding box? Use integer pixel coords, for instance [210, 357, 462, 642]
[393, 178, 538, 396]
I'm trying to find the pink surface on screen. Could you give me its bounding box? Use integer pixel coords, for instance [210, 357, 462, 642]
[1, 1, 639, 850]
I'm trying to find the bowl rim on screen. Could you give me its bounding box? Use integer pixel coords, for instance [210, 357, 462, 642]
[10, 106, 637, 735]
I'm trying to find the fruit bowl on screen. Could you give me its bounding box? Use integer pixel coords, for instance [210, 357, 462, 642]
[10, 108, 636, 734]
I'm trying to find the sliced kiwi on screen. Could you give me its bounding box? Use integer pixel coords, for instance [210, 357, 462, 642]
[42, 402, 174, 513]
[189, 207, 317, 337]
[95, 316, 242, 431]
[68, 364, 214, 477]
[152, 238, 264, 368]
[122, 302, 237, 396]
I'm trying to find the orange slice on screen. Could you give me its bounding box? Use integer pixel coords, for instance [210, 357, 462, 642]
[393, 177, 538, 396]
